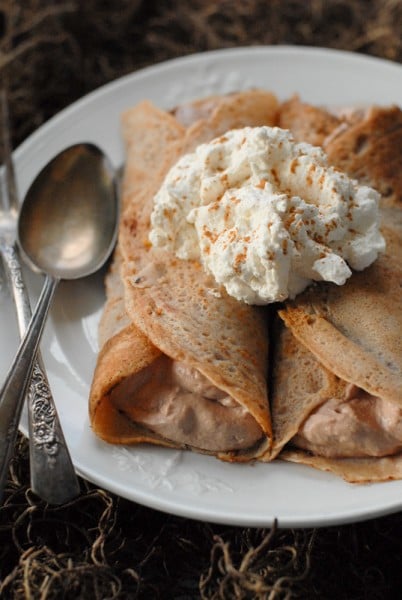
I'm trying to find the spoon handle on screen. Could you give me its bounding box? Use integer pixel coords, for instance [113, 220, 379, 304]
[0, 274, 59, 502]
[1, 244, 79, 504]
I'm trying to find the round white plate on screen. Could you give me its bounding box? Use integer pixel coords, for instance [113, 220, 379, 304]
[2, 46, 402, 528]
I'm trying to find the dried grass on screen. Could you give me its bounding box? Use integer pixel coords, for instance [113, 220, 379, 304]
[2, 437, 402, 599]
[1, 0, 402, 145]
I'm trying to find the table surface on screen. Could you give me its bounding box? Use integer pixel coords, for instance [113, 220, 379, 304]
[1, 1, 402, 598]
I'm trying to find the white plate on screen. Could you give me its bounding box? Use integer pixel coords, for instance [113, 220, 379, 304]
[2, 46, 402, 528]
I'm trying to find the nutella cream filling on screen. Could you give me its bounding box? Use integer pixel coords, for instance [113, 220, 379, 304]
[293, 384, 402, 458]
[110, 356, 263, 452]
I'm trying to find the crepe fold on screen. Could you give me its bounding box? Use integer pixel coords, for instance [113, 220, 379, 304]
[89, 90, 279, 461]
[272, 100, 402, 482]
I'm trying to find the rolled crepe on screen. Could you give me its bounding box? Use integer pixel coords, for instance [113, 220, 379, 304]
[89, 90, 279, 461]
[271, 316, 402, 483]
[271, 102, 402, 482]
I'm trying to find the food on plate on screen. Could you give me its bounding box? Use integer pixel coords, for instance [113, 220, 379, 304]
[89, 89, 401, 482]
[89, 90, 278, 461]
[272, 99, 402, 482]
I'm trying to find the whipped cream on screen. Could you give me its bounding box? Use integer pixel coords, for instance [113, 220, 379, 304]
[150, 126, 385, 304]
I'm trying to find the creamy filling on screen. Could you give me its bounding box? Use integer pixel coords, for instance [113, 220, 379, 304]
[293, 384, 402, 458]
[110, 356, 263, 452]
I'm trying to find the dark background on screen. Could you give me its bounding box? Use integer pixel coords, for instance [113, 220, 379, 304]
[1, 1, 402, 598]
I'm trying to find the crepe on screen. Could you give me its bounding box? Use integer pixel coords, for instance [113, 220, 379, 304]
[279, 95, 344, 147]
[272, 100, 402, 482]
[89, 90, 279, 461]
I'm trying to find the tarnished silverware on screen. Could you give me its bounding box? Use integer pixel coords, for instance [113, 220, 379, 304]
[0, 88, 80, 504]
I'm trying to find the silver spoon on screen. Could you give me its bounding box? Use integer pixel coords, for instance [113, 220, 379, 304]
[0, 88, 79, 505]
[0, 143, 118, 503]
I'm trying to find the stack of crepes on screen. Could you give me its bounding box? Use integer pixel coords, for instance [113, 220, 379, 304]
[89, 90, 402, 481]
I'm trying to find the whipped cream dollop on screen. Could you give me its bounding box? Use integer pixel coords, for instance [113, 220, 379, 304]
[149, 126, 385, 304]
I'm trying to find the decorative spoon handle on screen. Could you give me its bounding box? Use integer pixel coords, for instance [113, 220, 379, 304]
[0, 273, 55, 500]
[0, 245, 80, 504]
[0, 273, 79, 504]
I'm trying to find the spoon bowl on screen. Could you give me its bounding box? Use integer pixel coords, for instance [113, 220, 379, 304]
[0, 143, 118, 499]
[18, 143, 117, 280]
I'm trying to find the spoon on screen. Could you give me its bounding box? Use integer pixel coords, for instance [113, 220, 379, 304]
[0, 143, 118, 502]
